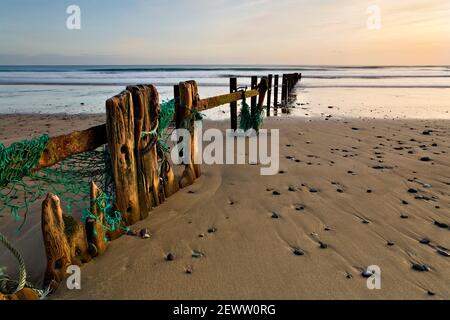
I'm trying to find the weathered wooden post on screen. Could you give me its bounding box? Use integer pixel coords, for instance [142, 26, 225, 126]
[257, 77, 269, 113]
[42, 193, 91, 290]
[267, 74, 273, 117]
[127, 85, 163, 216]
[274, 75, 279, 116]
[105, 90, 141, 226]
[281, 74, 287, 105]
[230, 77, 238, 130]
[251, 76, 258, 119]
[176, 81, 201, 188]
[281, 74, 288, 113]
[85, 182, 108, 257]
[286, 74, 291, 106]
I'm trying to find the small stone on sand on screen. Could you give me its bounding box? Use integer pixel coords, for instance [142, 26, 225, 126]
[434, 221, 449, 229]
[362, 270, 374, 278]
[166, 253, 175, 261]
[139, 228, 151, 239]
[437, 249, 450, 257]
[208, 227, 217, 234]
[192, 250, 204, 258]
[412, 263, 430, 272]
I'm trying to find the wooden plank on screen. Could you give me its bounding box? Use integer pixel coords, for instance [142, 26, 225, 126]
[197, 89, 259, 111]
[127, 85, 162, 218]
[36, 124, 107, 170]
[267, 74, 273, 117]
[105, 90, 141, 226]
[230, 77, 237, 130]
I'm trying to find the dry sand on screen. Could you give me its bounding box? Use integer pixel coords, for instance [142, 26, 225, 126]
[1, 114, 449, 300]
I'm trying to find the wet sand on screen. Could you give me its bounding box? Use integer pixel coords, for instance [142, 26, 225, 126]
[1, 114, 449, 300]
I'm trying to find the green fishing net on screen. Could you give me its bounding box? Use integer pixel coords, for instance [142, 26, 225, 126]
[239, 101, 264, 131]
[0, 139, 115, 231]
[0, 99, 179, 232]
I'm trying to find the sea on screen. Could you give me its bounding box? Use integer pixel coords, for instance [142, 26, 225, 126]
[0, 65, 449, 119]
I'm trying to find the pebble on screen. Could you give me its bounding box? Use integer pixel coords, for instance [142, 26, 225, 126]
[288, 186, 298, 192]
[434, 221, 449, 229]
[185, 265, 193, 274]
[362, 270, 375, 278]
[420, 156, 432, 162]
[387, 242, 395, 247]
[295, 205, 305, 211]
[437, 249, 450, 257]
[319, 242, 328, 249]
[309, 188, 318, 193]
[208, 227, 217, 234]
[271, 212, 280, 219]
[419, 238, 431, 245]
[412, 263, 430, 272]
[272, 191, 281, 196]
[293, 248, 305, 256]
[166, 253, 175, 261]
[139, 228, 151, 239]
[372, 165, 390, 170]
[400, 214, 409, 219]
[192, 250, 205, 258]
[408, 188, 418, 194]
[427, 291, 436, 296]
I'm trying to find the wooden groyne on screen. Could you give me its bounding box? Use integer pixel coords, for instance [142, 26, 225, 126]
[0, 72, 301, 300]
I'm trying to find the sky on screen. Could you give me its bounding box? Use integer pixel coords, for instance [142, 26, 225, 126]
[0, 0, 449, 65]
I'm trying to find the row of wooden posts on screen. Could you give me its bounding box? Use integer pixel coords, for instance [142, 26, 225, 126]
[228, 73, 301, 130]
[1, 73, 301, 300]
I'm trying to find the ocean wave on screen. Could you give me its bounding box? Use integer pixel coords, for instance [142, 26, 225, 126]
[1, 65, 449, 73]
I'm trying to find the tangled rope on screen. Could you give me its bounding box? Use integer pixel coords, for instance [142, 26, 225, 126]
[0, 232, 49, 299]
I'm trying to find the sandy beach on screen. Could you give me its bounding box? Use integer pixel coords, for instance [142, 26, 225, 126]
[1, 113, 449, 300]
